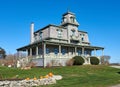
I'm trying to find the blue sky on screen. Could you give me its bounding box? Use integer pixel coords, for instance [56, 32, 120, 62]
[0, 0, 120, 63]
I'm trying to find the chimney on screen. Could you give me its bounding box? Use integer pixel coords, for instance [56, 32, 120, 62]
[30, 22, 34, 44]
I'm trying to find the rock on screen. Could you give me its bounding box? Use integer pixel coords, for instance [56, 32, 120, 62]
[8, 65, 12, 67]
[0, 82, 4, 86]
[0, 75, 61, 87]
[52, 75, 63, 80]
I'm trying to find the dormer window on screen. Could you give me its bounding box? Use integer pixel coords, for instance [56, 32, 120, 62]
[80, 33, 84, 36]
[80, 33, 85, 41]
[57, 29, 62, 38]
[81, 37, 84, 41]
[39, 32, 42, 40]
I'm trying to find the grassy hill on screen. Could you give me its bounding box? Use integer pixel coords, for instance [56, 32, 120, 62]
[0, 65, 120, 87]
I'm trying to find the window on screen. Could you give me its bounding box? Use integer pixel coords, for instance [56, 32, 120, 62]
[34, 36, 37, 41]
[70, 17, 75, 23]
[57, 29, 62, 38]
[63, 17, 67, 22]
[84, 51, 87, 55]
[80, 34, 84, 36]
[46, 48, 50, 54]
[62, 49, 66, 55]
[54, 48, 58, 55]
[0, 54, 2, 58]
[77, 50, 81, 56]
[71, 30, 75, 36]
[81, 37, 84, 41]
[38, 48, 42, 55]
[39, 32, 42, 40]
[71, 48, 74, 55]
[81, 34, 84, 41]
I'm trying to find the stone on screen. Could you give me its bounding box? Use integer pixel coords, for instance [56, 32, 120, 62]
[8, 65, 12, 67]
[52, 75, 62, 80]
[0, 75, 61, 87]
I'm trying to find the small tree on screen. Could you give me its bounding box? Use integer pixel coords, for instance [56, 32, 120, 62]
[90, 56, 99, 65]
[0, 47, 6, 59]
[73, 56, 85, 65]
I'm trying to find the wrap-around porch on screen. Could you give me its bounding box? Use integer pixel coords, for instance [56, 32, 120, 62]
[17, 40, 104, 67]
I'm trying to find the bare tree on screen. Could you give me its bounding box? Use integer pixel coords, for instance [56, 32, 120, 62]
[101, 55, 111, 65]
[3, 53, 17, 67]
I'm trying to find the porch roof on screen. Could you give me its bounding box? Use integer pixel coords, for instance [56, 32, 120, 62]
[17, 40, 104, 51]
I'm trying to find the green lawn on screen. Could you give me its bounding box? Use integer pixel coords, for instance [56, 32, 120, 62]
[0, 65, 120, 87]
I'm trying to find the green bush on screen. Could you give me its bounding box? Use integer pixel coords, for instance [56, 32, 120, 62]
[73, 56, 85, 65]
[90, 56, 99, 65]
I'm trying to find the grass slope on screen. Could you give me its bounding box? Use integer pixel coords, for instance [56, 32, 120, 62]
[0, 65, 120, 87]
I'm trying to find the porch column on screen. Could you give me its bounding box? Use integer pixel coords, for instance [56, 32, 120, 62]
[94, 48, 96, 56]
[82, 47, 84, 56]
[36, 46, 38, 56]
[25, 49, 29, 62]
[75, 47, 77, 56]
[59, 45, 61, 58]
[17, 51, 21, 58]
[88, 57, 91, 64]
[30, 48, 32, 56]
[43, 43, 46, 68]
[68, 47, 70, 58]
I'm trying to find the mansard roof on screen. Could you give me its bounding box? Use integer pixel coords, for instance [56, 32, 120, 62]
[34, 23, 87, 34]
[34, 24, 66, 33]
[78, 30, 87, 33]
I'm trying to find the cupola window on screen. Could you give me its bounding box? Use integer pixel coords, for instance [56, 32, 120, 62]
[63, 17, 67, 22]
[70, 17, 75, 23]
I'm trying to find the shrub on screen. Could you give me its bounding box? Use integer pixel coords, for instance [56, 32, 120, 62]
[26, 61, 37, 68]
[46, 63, 52, 68]
[66, 59, 74, 66]
[73, 56, 85, 65]
[90, 56, 99, 65]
